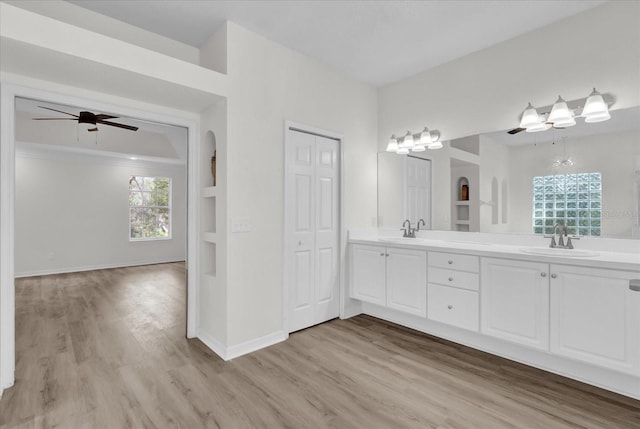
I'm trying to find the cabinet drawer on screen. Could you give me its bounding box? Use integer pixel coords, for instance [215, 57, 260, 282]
[429, 252, 479, 272]
[428, 267, 479, 291]
[428, 284, 479, 331]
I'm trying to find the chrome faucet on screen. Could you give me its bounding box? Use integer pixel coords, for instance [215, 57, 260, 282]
[401, 219, 415, 238]
[416, 218, 426, 231]
[545, 222, 580, 249]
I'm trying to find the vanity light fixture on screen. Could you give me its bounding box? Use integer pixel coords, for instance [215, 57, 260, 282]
[582, 88, 611, 123]
[386, 127, 442, 155]
[385, 134, 399, 152]
[548, 96, 576, 128]
[514, 88, 612, 134]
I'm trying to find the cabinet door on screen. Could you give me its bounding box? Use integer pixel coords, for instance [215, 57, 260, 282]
[386, 248, 427, 316]
[350, 244, 386, 305]
[550, 265, 640, 375]
[481, 258, 549, 350]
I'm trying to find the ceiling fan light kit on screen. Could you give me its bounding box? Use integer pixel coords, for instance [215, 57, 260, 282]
[386, 126, 442, 154]
[512, 88, 612, 135]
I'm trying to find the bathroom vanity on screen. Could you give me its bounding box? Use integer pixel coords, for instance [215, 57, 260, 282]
[347, 230, 640, 399]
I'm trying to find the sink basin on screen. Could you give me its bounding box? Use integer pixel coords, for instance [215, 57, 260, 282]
[520, 247, 599, 258]
[378, 237, 440, 245]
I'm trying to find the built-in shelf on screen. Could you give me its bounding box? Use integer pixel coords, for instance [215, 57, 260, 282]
[202, 186, 217, 198]
[455, 220, 470, 225]
[202, 232, 217, 243]
[455, 201, 470, 206]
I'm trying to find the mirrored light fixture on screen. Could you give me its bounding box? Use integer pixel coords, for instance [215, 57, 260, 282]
[385, 134, 399, 152]
[386, 126, 442, 155]
[548, 95, 576, 128]
[582, 88, 611, 123]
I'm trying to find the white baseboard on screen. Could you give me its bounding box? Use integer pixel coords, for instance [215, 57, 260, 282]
[14, 258, 185, 278]
[226, 330, 287, 360]
[198, 329, 287, 361]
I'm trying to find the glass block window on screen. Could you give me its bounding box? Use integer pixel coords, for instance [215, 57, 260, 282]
[129, 176, 172, 240]
[532, 172, 601, 236]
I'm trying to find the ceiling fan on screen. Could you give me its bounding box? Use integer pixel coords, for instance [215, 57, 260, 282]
[32, 106, 139, 132]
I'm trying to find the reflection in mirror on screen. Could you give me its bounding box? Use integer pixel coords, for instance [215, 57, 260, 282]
[378, 106, 640, 238]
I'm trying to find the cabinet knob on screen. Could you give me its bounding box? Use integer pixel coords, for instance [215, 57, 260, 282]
[448, 277, 454, 282]
[447, 305, 453, 310]
[385, 253, 390, 257]
[448, 260, 453, 265]
[540, 272, 547, 277]
[380, 253, 385, 256]
[551, 274, 557, 279]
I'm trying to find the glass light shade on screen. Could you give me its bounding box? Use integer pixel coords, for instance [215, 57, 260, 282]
[525, 119, 551, 133]
[386, 134, 399, 152]
[519, 103, 542, 129]
[420, 127, 432, 145]
[582, 88, 610, 123]
[411, 144, 426, 152]
[427, 141, 443, 150]
[399, 131, 414, 149]
[548, 96, 575, 127]
[396, 147, 410, 155]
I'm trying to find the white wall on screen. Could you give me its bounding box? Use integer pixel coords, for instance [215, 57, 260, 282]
[217, 22, 378, 346]
[378, 1, 640, 235]
[15, 153, 186, 276]
[508, 128, 640, 238]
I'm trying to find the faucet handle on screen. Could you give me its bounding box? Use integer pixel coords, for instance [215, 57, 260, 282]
[544, 235, 557, 248]
[566, 236, 580, 249]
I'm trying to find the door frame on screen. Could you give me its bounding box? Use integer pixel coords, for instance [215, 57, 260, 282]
[0, 83, 199, 393]
[404, 155, 434, 230]
[282, 121, 344, 335]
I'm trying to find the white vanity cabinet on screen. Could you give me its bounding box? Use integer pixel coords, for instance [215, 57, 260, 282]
[427, 252, 480, 331]
[480, 258, 549, 351]
[549, 265, 640, 375]
[350, 244, 427, 316]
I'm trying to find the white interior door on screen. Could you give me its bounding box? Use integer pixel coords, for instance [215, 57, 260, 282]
[286, 128, 339, 333]
[405, 157, 431, 228]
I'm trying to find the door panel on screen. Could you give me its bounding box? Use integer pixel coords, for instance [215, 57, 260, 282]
[287, 129, 340, 332]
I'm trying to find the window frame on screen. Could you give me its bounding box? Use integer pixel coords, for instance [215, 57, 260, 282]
[128, 175, 173, 242]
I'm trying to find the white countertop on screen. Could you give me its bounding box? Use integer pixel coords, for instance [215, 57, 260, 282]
[349, 230, 640, 272]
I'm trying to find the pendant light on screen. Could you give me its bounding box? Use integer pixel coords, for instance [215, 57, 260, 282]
[582, 88, 610, 123]
[385, 134, 399, 152]
[548, 95, 576, 128]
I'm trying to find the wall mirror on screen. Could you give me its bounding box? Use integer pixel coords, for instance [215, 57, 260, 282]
[378, 106, 640, 239]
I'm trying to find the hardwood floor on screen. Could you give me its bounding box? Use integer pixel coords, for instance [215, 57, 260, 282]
[1, 263, 638, 428]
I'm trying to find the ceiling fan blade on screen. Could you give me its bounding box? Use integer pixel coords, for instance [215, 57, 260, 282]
[88, 128, 99, 132]
[32, 118, 77, 120]
[507, 127, 526, 135]
[97, 119, 139, 131]
[38, 106, 79, 117]
[95, 114, 119, 120]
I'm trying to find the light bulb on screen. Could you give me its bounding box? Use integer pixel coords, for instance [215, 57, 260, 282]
[386, 134, 399, 152]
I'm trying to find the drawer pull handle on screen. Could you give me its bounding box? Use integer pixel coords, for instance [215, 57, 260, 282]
[447, 305, 453, 310]
[551, 274, 557, 279]
[448, 260, 453, 264]
[448, 277, 454, 282]
[540, 272, 547, 277]
[630, 280, 640, 292]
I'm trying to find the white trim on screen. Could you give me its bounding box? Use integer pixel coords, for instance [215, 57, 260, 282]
[283, 121, 345, 335]
[198, 329, 287, 362]
[0, 84, 16, 393]
[14, 258, 185, 279]
[0, 83, 201, 394]
[226, 330, 288, 360]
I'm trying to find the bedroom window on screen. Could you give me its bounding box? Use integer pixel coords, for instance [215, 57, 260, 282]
[532, 172, 602, 236]
[129, 176, 172, 240]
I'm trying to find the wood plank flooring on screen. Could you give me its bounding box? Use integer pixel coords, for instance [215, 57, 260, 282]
[1, 262, 639, 428]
